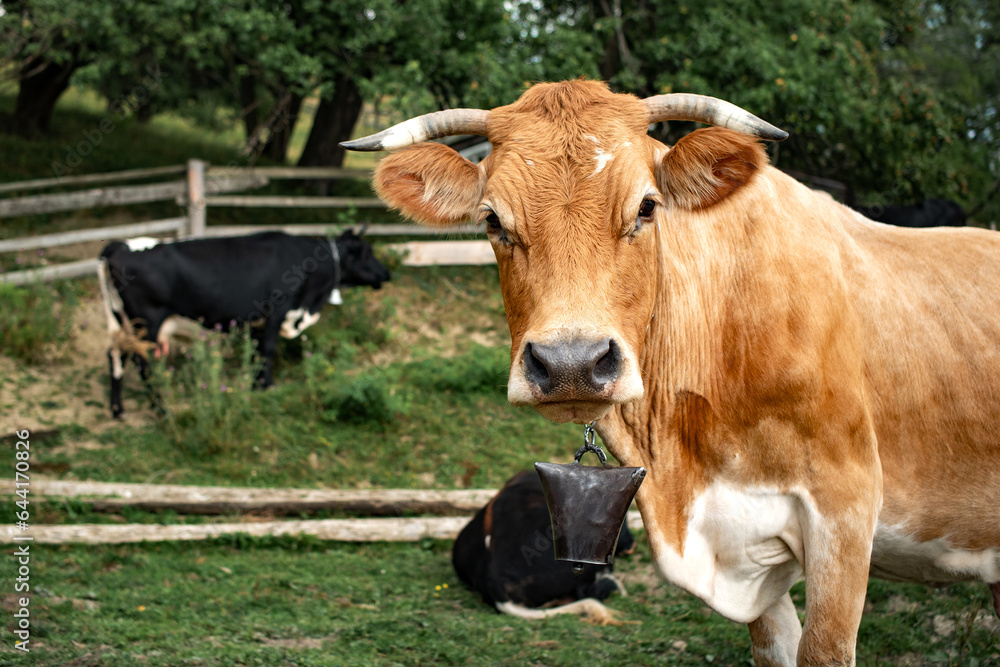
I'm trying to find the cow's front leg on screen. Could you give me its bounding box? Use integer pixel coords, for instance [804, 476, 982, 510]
[252, 321, 281, 388]
[133, 353, 166, 417]
[797, 506, 877, 666]
[748, 592, 801, 667]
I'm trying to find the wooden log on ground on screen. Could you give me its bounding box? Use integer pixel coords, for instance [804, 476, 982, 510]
[0, 517, 472, 545]
[0, 479, 497, 516]
[88, 499, 483, 516]
[0, 512, 643, 545]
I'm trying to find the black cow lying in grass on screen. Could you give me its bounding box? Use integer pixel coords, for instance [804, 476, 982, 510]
[98, 230, 390, 418]
[453, 470, 635, 624]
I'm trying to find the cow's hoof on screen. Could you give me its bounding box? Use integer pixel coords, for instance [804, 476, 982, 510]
[112, 409, 124, 420]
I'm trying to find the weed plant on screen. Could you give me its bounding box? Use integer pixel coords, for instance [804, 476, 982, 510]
[0, 280, 79, 364]
[151, 324, 264, 455]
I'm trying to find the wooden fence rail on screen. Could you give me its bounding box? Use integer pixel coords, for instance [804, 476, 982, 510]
[0, 164, 187, 195]
[0, 217, 187, 254]
[0, 259, 102, 285]
[0, 172, 266, 219]
[205, 166, 372, 180]
[198, 223, 483, 239]
[204, 195, 384, 208]
[0, 477, 646, 544]
[0, 513, 646, 545]
[0, 159, 493, 284]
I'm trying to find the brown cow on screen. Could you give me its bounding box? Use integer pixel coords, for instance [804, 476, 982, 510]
[343, 80, 1000, 666]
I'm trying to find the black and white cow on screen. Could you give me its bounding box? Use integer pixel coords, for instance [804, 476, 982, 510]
[452, 470, 635, 624]
[852, 198, 967, 228]
[98, 230, 390, 418]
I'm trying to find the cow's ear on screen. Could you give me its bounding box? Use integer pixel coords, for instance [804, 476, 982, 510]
[373, 143, 485, 226]
[657, 127, 767, 210]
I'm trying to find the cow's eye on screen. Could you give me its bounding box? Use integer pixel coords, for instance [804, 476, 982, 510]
[633, 198, 656, 235]
[483, 210, 511, 245]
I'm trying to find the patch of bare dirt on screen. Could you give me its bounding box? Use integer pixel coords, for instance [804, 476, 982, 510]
[257, 634, 338, 649]
[617, 561, 665, 593]
[0, 291, 153, 436]
[369, 272, 509, 367]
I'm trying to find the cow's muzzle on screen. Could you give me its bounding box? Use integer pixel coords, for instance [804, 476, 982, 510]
[522, 338, 622, 398]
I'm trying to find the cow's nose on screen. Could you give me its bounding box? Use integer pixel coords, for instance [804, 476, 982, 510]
[523, 338, 622, 396]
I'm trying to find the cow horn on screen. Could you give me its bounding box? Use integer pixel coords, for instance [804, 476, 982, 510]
[644, 93, 788, 141]
[340, 109, 490, 152]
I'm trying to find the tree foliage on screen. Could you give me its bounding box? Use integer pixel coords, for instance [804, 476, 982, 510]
[0, 1, 996, 223]
[525, 0, 997, 224]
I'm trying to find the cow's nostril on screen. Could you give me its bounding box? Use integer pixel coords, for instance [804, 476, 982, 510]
[592, 339, 621, 386]
[522, 338, 622, 397]
[523, 342, 552, 392]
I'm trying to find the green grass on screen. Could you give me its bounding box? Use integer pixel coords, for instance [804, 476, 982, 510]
[0, 281, 80, 365]
[6, 537, 997, 666]
[0, 88, 245, 184]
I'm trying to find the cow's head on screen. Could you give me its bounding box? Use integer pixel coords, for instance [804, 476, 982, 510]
[336, 229, 392, 290]
[343, 81, 785, 423]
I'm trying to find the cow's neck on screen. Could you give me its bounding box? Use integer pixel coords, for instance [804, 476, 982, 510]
[601, 167, 816, 549]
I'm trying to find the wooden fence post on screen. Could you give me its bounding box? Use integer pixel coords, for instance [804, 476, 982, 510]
[186, 159, 206, 237]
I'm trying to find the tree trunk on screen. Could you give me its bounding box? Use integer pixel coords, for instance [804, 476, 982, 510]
[262, 92, 303, 163]
[239, 74, 260, 142]
[12, 58, 78, 137]
[297, 74, 364, 172]
[136, 102, 155, 124]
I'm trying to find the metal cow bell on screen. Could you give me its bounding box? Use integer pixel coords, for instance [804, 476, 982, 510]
[535, 422, 646, 567]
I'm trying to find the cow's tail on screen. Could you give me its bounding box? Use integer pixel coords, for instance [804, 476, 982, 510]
[495, 598, 623, 626]
[97, 258, 154, 365]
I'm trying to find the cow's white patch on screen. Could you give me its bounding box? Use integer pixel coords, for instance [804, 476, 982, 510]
[97, 260, 124, 378]
[126, 236, 161, 251]
[592, 149, 613, 175]
[590, 141, 631, 177]
[280, 308, 321, 339]
[584, 134, 599, 143]
[871, 522, 1000, 584]
[752, 594, 801, 667]
[646, 481, 805, 623]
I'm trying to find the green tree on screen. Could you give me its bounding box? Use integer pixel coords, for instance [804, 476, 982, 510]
[526, 0, 997, 224]
[0, 1, 121, 136]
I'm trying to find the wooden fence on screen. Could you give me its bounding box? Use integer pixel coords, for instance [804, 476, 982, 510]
[0, 160, 491, 286]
